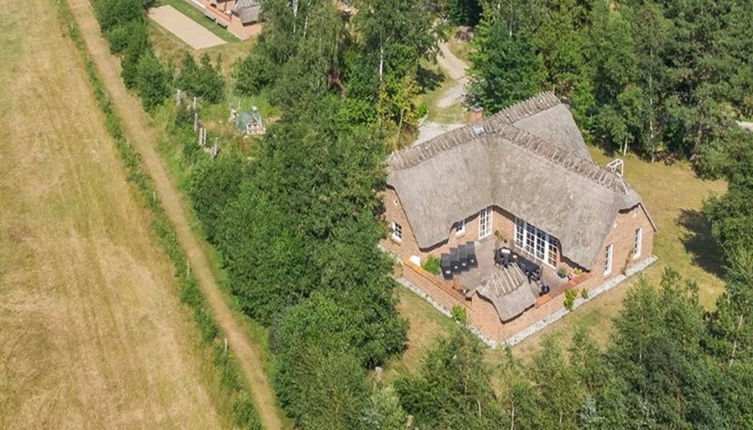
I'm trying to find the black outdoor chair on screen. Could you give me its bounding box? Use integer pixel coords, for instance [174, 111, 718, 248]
[449, 248, 462, 274]
[464, 242, 478, 268]
[440, 254, 454, 280]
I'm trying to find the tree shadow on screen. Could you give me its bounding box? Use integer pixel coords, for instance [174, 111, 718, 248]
[416, 66, 444, 93]
[676, 209, 725, 279]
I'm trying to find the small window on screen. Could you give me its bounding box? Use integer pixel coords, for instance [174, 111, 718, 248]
[456, 219, 465, 236]
[603, 244, 613, 276]
[633, 228, 643, 259]
[391, 222, 403, 242]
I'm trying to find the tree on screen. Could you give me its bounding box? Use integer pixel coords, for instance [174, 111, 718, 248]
[441, 0, 482, 26]
[469, 7, 543, 112]
[609, 270, 723, 427]
[176, 53, 225, 103]
[700, 128, 753, 255]
[361, 387, 407, 430]
[706, 250, 753, 364]
[120, 24, 151, 89]
[189, 154, 245, 242]
[93, 0, 143, 32]
[395, 331, 505, 429]
[135, 50, 171, 110]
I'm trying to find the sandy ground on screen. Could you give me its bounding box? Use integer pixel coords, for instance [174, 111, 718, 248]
[149, 5, 225, 50]
[0, 1, 223, 428]
[415, 121, 464, 144]
[67, 0, 286, 427]
[436, 42, 469, 108]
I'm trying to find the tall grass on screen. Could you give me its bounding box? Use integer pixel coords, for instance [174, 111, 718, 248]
[54, 1, 262, 428]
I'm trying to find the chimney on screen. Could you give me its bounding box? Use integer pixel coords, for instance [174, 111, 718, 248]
[469, 104, 484, 124]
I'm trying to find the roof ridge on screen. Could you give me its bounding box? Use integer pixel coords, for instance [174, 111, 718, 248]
[489, 124, 630, 195]
[487, 91, 561, 125]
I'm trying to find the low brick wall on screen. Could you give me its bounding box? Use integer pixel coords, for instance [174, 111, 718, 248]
[402, 260, 469, 310]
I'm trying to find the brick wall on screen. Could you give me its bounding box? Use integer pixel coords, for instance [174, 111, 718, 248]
[380, 187, 521, 266]
[580, 203, 655, 291]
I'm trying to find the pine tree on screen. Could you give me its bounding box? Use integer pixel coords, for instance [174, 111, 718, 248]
[469, 8, 543, 112]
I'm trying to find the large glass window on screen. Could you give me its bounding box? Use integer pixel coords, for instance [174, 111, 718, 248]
[547, 236, 559, 267]
[515, 218, 525, 247]
[525, 224, 535, 254]
[514, 217, 560, 268]
[479, 207, 492, 239]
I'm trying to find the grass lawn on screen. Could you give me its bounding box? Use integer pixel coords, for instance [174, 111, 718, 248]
[393, 145, 727, 368]
[149, 18, 255, 71]
[155, 0, 237, 43]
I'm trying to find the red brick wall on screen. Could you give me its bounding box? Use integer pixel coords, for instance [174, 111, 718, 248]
[580, 204, 655, 290]
[380, 187, 520, 265]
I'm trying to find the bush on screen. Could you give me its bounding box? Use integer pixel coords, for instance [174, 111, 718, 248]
[106, 20, 145, 54]
[93, 0, 143, 32]
[557, 266, 568, 278]
[451, 305, 468, 325]
[135, 51, 171, 110]
[176, 52, 226, 103]
[564, 288, 577, 311]
[580, 288, 589, 299]
[422, 255, 441, 275]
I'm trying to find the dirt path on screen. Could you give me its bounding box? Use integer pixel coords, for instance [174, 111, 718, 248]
[66, 0, 285, 428]
[436, 42, 469, 108]
[0, 1, 223, 428]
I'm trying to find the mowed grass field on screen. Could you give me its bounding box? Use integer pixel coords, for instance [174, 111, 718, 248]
[395, 145, 727, 365]
[0, 1, 224, 428]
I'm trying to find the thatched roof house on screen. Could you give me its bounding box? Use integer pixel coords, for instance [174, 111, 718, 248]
[386, 92, 654, 270]
[382, 92, 656, 326]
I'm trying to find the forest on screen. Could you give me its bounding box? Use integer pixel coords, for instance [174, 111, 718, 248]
[89, 0, 753, 428]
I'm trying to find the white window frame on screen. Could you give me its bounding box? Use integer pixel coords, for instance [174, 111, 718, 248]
[515, 218, 525, 248]
[391, 222, 403, 243]
[514, 217, 559, 268]
[479, 207, 492, 239]
[633, 228, 643, 259]
[456, 219, 466, 236]
[604, 244, 613, 276]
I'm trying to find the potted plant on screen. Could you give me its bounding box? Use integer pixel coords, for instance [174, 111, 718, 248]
[557, 266, 568, 278]
[494, 230, 507, 248]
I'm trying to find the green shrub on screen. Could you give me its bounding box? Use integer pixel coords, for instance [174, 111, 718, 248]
[564, 288, 577, 311]
[451, 305, 467, 325]
[135, 51, 171, 111]
[557, 266, 568, 278]
[106, 20, 145, 54]
[580, 288, 589, 299]
[422, 255, 441, 275]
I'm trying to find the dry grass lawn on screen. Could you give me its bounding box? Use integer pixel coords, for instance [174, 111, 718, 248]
[0, 1, 225, 428]
[395, 144, 727, 367]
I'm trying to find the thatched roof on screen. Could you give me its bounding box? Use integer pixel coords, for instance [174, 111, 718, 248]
[477, 265, 536, 322]
[232, 0, 261, 24]
[387, 92, 647, 269]
[486, 92, 592, 161]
